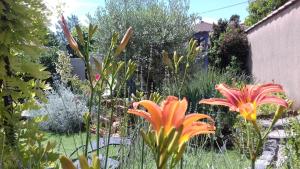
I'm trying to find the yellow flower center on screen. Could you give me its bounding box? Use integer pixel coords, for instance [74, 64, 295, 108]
[239, 103, 257, 122]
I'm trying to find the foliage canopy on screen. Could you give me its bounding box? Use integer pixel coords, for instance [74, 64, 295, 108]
[89, 0, 198, 91]
[245, 0, 289, 26]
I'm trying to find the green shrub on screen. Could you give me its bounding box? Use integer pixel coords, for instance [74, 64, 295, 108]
[208, 15, 249, 74]
[232, 118, 260, 158]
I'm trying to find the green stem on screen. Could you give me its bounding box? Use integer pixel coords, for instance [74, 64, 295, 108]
[104, 87, 114, 169]
[178, 64, 188, 96]
[174, 74, 179, 96]
[85, 86, 94, 157]
[251, 159, 255, 169]
[96, 93, 101, 156]
[84, 54, 94, 156]
[250, 121, 264, 169]
[180, 157, 183, 169]
[141, 138, 145, 169]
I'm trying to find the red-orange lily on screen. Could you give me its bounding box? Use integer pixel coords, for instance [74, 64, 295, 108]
[199, 83, 288, 122]
[128, 96, 215, 145]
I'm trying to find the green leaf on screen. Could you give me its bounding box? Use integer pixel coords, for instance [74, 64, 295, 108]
[76, 25, 85, 45]
[60, 156, 76, 169]
[89, 24, 98, 39]
[160, 127, 176, 153]
[174, 143, 186, 165]
[92, 153, 100, 169]
[92, 56, 102, 72]
[79, 155, 89, 169]
[125, 59, 136, 80]
[140, 129, 152, 148]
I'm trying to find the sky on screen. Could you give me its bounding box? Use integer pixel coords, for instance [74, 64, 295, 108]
[44, 0, 250, 30]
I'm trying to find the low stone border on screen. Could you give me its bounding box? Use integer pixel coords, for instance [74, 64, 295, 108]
[255, 116, 300, 169]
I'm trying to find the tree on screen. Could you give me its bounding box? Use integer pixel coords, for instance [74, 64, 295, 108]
[39, 32, 60, 75]
[245, 0, 289, 26]
[89, 0, 197, 92]
[0, 0, 57, 167]
[208, 15, 249, 73]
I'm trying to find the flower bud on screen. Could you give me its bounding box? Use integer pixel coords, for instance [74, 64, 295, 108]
[60, 15, 79, 53]
[115, 27, 133, 56]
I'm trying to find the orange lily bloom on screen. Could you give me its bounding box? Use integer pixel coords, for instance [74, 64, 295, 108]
[128, 96, 215, 145]
[199, 83, 288, 122]
[60, 15, 79, 52]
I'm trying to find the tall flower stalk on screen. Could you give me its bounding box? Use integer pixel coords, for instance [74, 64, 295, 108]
[128, 96, 215, 169]
[60, 16, 135, 163]
[162, 39, 200, 168]
[199, 83, 288, 169]
[162, 39, 200, 97]
[60, 15, 97, 156]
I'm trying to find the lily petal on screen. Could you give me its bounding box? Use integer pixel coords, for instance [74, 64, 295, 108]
[216, 84, 242, 106]
[180, 122, 215, 144]
[135, 100, 162, 129]
[161, 96, 178, 124]
[199, 98, 238, 111]
[162, 96, 179, 134]
[128, 109, 158, 131]
[259, 96, 288, 107]
[253, 83, 284, 103]
[172, 98, 188, 128]
[183, 114, 214, 128]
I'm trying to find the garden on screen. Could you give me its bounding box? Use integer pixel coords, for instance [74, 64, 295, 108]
[0, 0, 299, 169]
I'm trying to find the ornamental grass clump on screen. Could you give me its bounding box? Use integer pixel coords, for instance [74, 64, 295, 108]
[199, 83, 288, 169]
[128, 96, 215, 169]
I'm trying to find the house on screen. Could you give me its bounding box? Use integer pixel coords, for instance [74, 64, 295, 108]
[246, 0, 300, 109]
[193, 21, 213, 69]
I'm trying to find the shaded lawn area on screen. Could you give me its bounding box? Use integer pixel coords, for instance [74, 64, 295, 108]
[44, 132, 250, 169]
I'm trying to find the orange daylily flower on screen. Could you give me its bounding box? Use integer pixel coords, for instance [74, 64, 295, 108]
[60, 15, 79, 53]
[199, 83, 288, 122]
[128, 96, 215, 145]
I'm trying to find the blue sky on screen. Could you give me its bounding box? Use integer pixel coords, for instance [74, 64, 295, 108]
[189, 0, 249, 22]
[45, 0, 249, 29]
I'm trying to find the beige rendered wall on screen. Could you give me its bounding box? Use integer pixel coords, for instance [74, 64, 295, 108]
[247, 1, 300, 109]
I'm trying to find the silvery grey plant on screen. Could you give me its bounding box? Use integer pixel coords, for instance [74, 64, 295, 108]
[26, 83, 87, 133]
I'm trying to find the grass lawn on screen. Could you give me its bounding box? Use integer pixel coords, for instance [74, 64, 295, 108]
[44, 132, 95, 156]
[45, 132, 250, 169]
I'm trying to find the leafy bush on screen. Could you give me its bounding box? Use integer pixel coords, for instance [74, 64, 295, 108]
[39, 32, 60, 75]
[245, 0, 288, 26]
[232, 118, 259, 158]
[0, 117, 59, 168]
[182, 68, 250, 142]
[27, 83, 87, 133]
[208, 15, 249, 74]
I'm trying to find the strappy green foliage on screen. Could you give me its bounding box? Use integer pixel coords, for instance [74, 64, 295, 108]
[0, 0, 58, 168]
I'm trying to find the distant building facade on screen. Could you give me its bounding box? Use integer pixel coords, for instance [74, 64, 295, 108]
[193, 21, 213, 70]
